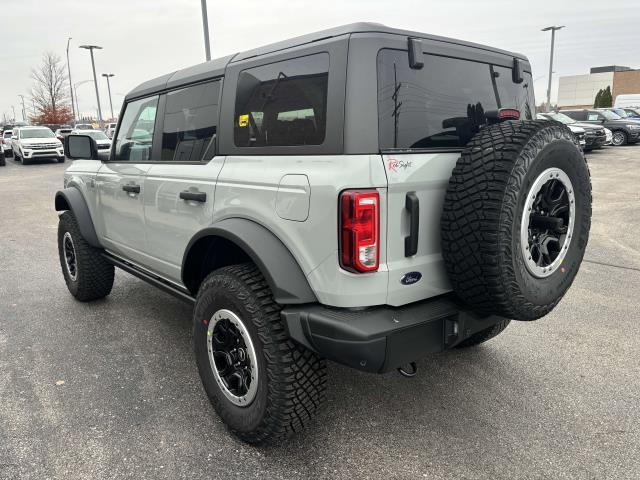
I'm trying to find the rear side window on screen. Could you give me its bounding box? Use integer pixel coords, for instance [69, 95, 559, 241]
[377, 50, 535, 150]
[161, 80, 221, 162]
[234, 53, 329, 147]
[113, 95, 159, 161]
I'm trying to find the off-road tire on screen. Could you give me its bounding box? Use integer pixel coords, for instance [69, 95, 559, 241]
[441, 120, 592, 321]
[57, 211, 114, 301]
[456, 319, 511, 348]
[0, 155, 5, 167]
[193, 263, 327, 444]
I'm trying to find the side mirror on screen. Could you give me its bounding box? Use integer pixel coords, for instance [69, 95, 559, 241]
[65, 134, 99, 160]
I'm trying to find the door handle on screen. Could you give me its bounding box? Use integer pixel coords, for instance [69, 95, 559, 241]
[404, 192, 419, 257]
[179, 190, 207, 203]
[122, 184, 140, 194]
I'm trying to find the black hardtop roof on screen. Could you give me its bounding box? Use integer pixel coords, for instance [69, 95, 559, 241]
[126, 22, 527, 101]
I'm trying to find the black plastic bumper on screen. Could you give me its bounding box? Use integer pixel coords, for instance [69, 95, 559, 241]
[282, 295, 507, 373]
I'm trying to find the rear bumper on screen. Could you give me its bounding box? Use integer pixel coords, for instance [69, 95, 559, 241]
[283, 295, 507, 373]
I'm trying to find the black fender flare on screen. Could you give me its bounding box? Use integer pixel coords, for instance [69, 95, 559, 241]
[182, 218, 317, 304]
[54, 187, 101, 248]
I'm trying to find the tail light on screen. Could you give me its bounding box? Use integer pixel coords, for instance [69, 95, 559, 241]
[340, 190, 380, 273]
[498, 108, 520, 120]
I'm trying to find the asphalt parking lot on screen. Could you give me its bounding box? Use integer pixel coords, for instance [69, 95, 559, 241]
[0, 148, 639, 480]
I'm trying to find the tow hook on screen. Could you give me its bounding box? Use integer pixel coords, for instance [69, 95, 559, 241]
[397, 362, 418, 378]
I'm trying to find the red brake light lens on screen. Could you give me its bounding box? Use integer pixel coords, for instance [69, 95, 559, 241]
[340, 190, 380, 273]
[498, 108, 520, 120]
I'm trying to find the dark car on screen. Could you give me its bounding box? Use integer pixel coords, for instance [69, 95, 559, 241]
[622, 108, 640, 119]
[562, 109, 640, 146]
[540, 111, 607, 151]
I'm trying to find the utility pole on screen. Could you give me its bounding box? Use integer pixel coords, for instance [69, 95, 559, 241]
[541, 26, 565, 112]
[11, 106, 16, 121]
[18, 95, 26, 121]
[102, 73, 115, 120]
[66, 37, 76, 123]
[79, 45, 104, 125]
[200, 0, 211, 61]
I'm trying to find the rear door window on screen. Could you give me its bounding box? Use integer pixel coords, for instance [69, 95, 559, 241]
[233, 53, 329, 147]
[161, 80, 221, 162]
[377, 49, 534, 150]
[113, 95, 159, 161]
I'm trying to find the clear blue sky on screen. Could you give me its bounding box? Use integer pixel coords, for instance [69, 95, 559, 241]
[1, 0, 638, 121]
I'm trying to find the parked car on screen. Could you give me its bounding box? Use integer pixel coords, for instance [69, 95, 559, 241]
[57, 23, 592, 444]
[614, 93, 640, 109]
[11, 126, 65, 164]
[71, 129, 112, 151]
[55, 128, 74, 143]
[562, 109, 640, 146]
[536, 113, 586, 149]
[538, 112, 607, 151]
[597, 107, 640, 123]
[105, 122, 117, 139]
[73, 123, 94, 130]
[2, 129, 13, 157]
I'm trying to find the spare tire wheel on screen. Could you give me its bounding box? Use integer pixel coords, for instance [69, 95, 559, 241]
[441, 120, 592, 321]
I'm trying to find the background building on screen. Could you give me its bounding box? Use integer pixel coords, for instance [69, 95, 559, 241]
[557, 66, 640, 108]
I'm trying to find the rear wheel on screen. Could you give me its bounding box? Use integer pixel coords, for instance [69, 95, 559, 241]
[193, 263, 326, 444]
[441, 120, 592, 321]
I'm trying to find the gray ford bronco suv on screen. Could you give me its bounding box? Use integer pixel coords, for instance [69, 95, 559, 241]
[56, 23, 592, 444]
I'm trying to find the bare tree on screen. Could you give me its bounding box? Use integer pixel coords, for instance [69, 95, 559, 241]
[30, 52, 72, 123]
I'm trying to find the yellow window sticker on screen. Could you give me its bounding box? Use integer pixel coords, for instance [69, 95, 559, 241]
[238, 114, 249, 127]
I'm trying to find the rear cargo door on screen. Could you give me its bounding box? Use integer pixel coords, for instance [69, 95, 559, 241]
[382, 152, 457, 306]
[376, 47, 535, 306]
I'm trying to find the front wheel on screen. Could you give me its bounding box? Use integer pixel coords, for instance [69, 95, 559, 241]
[57, 211, 114, 301]
[611, 130, 627, 146]
[57, 156, 65, 163]
[193, 263, 326, 444]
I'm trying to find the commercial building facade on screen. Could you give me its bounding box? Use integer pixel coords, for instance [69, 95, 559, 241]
[557, 66, 640, 109]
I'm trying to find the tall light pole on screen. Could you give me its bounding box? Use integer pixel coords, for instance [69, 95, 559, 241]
[18, 95, 26, 121]
[102, 73, 115, 120]
[66, 37, 76, 123]
[200, 0, 211, 61]
[79, 45, 104, 124]
[11, 106, 16, 122]
[541, 26, 565, 111]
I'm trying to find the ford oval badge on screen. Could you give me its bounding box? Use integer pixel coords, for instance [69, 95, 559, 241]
[400, 271, 422, 285]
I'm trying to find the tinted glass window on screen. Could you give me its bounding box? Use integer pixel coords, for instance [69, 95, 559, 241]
[234, 53, 329, 147]
[21, 128, 55, 139]
[114, 95, 159, 161]
[377, 50, 535, 150]
[161, 80, 220, 161]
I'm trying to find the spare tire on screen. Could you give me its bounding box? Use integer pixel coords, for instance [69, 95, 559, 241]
[441, 120, 592, 321]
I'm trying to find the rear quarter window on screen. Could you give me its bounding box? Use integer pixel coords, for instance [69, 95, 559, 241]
[377, 49, 534, 150]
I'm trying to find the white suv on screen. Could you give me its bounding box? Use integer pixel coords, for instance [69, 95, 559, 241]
[12, 126, 65, 164]
[105, 122, 117, 138]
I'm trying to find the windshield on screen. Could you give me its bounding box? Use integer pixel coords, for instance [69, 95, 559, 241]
[600, 110, 621, 120]
[86, 131, 108, 140]
[21, 128, 55, 139]
[546, 112, 575, 125]
[3, 131, 12, 138]
[76, 124, 94, 129]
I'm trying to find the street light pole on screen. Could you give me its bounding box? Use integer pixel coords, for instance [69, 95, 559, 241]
[79, 45, 104, 125]
[11, 106, 16, 122]
[66, 37, 76, 123]
[102, 73, 115, 120]
[200, 0, 211, 61]
[541, 25, 565, 112]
